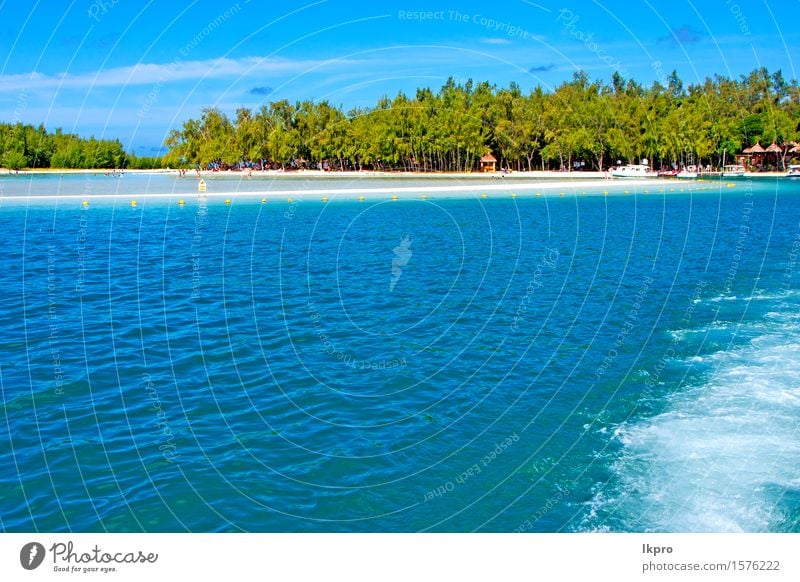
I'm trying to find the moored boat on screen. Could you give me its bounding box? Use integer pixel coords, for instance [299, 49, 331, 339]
[612, 159, 655, 178]
[722, 164, 746, 178]
[787, 165, 800, 178]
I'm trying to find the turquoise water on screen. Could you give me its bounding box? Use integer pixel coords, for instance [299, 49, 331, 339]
[1, 175, 799, 532]
[0, 171, 577, 198]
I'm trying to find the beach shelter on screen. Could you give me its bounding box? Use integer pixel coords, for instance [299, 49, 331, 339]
[764, 142, 784, 169]
[742, 142, 766, 169]
[783, 141, 800, 166]
[480, 153, 497, 172]
[742, 142, 766, 154]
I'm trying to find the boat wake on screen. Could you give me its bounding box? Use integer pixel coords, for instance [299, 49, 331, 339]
[584, 297, 800, 532]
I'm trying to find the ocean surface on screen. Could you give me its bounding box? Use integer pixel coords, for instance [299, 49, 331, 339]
[1, 173, 799, 532]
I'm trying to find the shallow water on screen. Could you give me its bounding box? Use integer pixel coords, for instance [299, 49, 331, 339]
[1, 176, 798, 531]
[0, 171, 600, 199]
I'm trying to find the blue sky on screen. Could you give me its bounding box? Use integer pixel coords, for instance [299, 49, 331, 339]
[1, 0, 797, 153]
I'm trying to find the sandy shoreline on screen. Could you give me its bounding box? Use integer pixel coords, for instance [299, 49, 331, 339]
[6, 168, 606, 179]
[3, 168, 790, 179]
[0, 178, 731, 202]
[0, 168, 771, 203]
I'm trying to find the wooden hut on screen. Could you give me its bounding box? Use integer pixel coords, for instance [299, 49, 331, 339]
[742, 142, 766, 170]
[480, 153, 497, 172]
[742, 142, 766, 154]
[763, 142, 783, 170]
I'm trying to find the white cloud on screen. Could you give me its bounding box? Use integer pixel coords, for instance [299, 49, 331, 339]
[0, 56, 362, 92]
[480, 38, 512, 45]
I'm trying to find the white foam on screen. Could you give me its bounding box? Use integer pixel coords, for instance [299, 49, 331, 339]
[668, 321, 738, 341]
[702, 289, 800, 304]
[709, 295, 738, 302]
[595, 314, 800, 532]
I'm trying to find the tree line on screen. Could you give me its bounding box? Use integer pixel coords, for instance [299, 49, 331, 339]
[163, 68, 799, 172]
[0, 123, 162, 170]
[2, 67, 798, 172]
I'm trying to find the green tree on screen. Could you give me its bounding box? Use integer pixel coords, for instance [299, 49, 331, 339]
[2, 147, 26, 170]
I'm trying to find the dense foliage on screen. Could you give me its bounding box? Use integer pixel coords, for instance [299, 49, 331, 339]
[0, 123, 137, 170]
[2, 68, 798, 172]
[163, 67, 800, 172]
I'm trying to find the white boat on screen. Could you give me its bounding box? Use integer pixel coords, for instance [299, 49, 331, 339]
[722, 164, 746, 177]
[612, 159, 655, 178]
[787, 165, 800, 178]
[676, 165, 698, 179]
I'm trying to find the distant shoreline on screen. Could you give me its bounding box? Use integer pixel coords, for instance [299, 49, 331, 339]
[0, 168, 788, 203]
[1, 168, 792, 179]
[0, 178, 731, 202]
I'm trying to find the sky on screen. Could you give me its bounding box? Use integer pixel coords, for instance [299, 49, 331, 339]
[0, 0, 798, 154]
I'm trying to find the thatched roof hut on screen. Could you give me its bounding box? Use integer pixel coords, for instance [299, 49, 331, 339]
[480, 153, 497, 172]
[742, 142, 766, 154]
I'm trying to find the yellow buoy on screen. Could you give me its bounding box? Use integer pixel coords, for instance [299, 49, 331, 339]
[511, 193, 517, 198]
[481, 194, 487, 199]
[535, 192, 541, 197]
[391, 195, 398, 201]
[321, 197, 328, 202]
[261, 198, 266, 204]
[81, 200, 89, 207]
[130, 200, 137, 207]
[287, 197, 293, 203]
[559, 192, 565, 196]
[225, 199, 231, 205]
[421, 195, 428, 200]
[358, 196, 365, 201]
[178, 199, 185, 206]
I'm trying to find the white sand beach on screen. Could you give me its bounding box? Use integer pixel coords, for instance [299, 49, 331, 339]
[0, 175, 731, 203]
[8, 167, 788, 179]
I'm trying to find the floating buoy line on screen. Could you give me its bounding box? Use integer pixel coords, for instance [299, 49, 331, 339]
[55, 180, 732, 208]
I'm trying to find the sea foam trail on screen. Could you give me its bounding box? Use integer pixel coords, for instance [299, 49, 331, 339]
[595, 308, 800, 532]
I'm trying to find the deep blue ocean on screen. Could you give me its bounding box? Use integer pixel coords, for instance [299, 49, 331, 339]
[1, 173, 799, 532]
